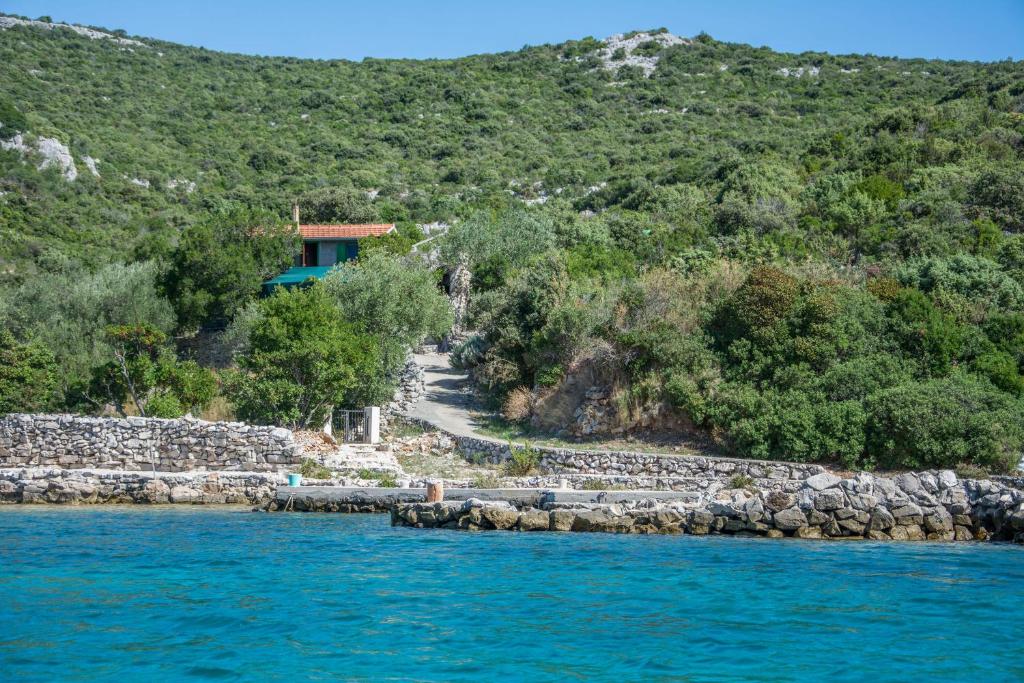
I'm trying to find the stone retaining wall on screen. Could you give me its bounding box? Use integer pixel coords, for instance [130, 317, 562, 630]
[393, 470, 1024, 543]
[0, 414, 298, 472]
[453, 433, 826, 481]
[0, 467, 282, 505]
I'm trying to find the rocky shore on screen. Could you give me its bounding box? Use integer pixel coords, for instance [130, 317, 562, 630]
[392, 470, 1024, 543]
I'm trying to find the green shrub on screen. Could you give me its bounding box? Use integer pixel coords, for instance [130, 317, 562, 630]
[0, 329, 58, 413]
[86, 324, 216, 418]
[503, 442, 541, 476]
[729, 474, 755, 489]
[299, 459, 332, 479]
[864, 374, 1024, 473]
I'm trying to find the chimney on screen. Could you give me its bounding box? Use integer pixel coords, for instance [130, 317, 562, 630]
[291, 202, 300, 227]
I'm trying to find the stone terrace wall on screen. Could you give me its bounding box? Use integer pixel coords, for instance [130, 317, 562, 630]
[0, 414, 298, 472]
[453, 434, 826, 481]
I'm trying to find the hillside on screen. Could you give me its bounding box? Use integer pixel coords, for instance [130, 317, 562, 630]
[1, 15, 1021, 279]
[2, 14, 1024, 474]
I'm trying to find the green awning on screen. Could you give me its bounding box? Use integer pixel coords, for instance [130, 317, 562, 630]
[261, 266, 332, 293]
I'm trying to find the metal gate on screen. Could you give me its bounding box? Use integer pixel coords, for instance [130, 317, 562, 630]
[333, 409, 367, 443]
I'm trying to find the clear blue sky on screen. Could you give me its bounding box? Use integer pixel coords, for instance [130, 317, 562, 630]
[3, 0, 1022, 61]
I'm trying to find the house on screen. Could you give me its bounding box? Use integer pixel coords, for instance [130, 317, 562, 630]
[262, 205, 396, 293]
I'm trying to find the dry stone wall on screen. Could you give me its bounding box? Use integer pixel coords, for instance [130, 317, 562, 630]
[0, 468, 281, 505]
[454, 434, 826, 481]
[0, 414, 298, 472]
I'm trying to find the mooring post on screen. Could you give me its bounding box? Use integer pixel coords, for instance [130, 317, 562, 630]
[425, 479, 444, 502]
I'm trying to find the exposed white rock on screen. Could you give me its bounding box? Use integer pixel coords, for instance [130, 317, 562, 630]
[0, 16, 146, 47]
[129, 177, 150, 188]
[82, 155, 100, 178]
[0, 132, 78, 181]
[777, 66, 820, 78]
[591, 31, 690, 77]
[365, 188, 380, 199]
[166, 178, 195, 193]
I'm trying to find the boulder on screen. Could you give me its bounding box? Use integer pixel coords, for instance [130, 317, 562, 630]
[794, 526, 823, 539]
[847, 493, 878, 511]
[867, 507, 895, 531]
[923, 509, 954, 534]
[804, 473, 841, 491]
[169, 485, 199, 504]
[518, 508, 550, 531]
[807, 509, 832, 526]
[764, 491, 794, 513]
[837, 518, 865, 535]
[892, 502, 923, 525]
[773, 507, 808, 531]
[481, 505, 519, 530]
[814, 488, 845, 511]
[549, 509, 576, 532]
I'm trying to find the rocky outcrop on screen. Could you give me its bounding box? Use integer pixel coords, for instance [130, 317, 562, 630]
[0, 467, 280, 505]
[1, 133, 78, 181]
[0, 16, 146, 47]
[0, 414, 298, 472]
[586, 31, 690, 77]
[441, 259, 472, 351]
[393, 470, 1024, 543]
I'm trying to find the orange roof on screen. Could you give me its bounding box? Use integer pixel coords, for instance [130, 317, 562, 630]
[298, 223, 396, 239]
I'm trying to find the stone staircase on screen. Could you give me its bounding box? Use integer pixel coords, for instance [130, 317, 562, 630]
[321, 444, 404, 477]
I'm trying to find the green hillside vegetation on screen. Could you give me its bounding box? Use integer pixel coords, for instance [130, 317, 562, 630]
[0, 16, 1022, 469]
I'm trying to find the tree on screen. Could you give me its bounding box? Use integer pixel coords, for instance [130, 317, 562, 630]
[321, 252, 452, 405]
[356, 222, 425, 259]
[0, 329, 58, 413]
[86, 325, 216, 418]
[226, 286, 379, 428]
[0, 261, 176, 402]
[163, 206, 298, 330]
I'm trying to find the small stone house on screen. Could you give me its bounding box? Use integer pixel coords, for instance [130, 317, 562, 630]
[262, 204, 396, 292]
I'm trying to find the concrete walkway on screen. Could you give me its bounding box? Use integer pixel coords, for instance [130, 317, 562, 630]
[402, 351, 498, 441]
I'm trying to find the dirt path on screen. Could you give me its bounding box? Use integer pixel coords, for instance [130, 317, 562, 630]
[402, 351, 498, 441]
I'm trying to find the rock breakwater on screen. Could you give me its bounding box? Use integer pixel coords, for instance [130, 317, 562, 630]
[393, 470, 1024, 543]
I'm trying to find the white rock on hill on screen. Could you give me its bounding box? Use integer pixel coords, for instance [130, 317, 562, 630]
[777, 66, 820, 78]
[0, 132, 78, 181]
[0, 16, 146, 47]
[592, 31, 690, 77]
[166, 178, 196, 193]
[82, 155, 100, 178]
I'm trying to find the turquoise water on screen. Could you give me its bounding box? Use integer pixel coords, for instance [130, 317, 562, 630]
[0, 508, 1021, 682]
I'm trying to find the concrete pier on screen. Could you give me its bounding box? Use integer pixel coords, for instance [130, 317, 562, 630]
[271, 486, 704, 512]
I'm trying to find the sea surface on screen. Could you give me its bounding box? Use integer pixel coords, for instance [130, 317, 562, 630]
[0, 507, 1021, 682]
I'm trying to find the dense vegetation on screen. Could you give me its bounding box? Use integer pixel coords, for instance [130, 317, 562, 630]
[0, 16, 1022, 469]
